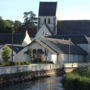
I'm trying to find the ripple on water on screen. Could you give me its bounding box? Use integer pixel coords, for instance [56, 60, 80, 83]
[1, 76, 64, 90]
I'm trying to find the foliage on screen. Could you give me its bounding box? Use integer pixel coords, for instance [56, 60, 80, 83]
[62, 67, 90, 90]
[14, 20, 22, 32]
[0, 11, 37, 33]
[26, 48, 54, 64]
[0, 61, 29, 66]
[27, 48, 34, 61]
[2, 45, 11, 64]
[0, 17, 13, 33]
[23, 11, 37, 30]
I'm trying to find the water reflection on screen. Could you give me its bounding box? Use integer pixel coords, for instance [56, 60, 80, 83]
[1, 76, 64, 90]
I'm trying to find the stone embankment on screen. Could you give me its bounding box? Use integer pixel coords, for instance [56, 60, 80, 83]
[0, 64, 64, 88]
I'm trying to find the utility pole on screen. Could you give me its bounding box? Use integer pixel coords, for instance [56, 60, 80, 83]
[11, 24, 14, 62]
[69, 38, 71, 63]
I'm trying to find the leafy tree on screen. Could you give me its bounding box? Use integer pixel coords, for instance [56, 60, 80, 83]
[14, 20, 21, 32]
[0, 17, 13, 33]
[0, 17, 22, 33]
[2, 45, 11, 63]
[23, 11, 37, 30]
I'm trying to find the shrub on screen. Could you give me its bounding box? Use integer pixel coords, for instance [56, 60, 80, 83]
[23, 61, 29, 65]
[0, 62, 2, 66]
[2, 45, 11, 63]
[8, 61, 15, 66]
[62, 68, 90, 90]
[42, 60, 53, 64]
[15, 62, 21, 66]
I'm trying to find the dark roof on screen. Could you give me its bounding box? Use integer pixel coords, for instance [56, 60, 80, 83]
[41, 38, 87, 55]
[9, 45, 24, 53]
[57, 20, 90, 36]
[0, 33, 25, 44]
[47, 35, 88, 44]
[39, 2, 57, 16]
[28, 27, 37, 37]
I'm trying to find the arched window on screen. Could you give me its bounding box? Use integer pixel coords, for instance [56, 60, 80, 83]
[48, 18, 50, 24]
[44, 18, 46, 24]
[38, 18, 40, 23]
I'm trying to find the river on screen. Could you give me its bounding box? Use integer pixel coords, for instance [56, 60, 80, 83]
[1, 76, 64, 90]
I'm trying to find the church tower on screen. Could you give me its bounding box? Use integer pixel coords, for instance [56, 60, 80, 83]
[37, 2, 57, 35]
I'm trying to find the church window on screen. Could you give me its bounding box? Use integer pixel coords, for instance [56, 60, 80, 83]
[44, 18, 46, 24]
[48, 18, 50, 24]
[38, 18, 40, 23]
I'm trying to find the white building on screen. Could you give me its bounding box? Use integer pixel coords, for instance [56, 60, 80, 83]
[26, 38, 87, 64]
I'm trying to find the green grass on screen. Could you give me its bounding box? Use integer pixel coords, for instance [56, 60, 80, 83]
[62, 67, 90, 90]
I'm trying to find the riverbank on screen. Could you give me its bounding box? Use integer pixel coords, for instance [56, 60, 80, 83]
[62, 67, 90, 90]
[0, 64, 64, 88]
[1, 76, 64, 90]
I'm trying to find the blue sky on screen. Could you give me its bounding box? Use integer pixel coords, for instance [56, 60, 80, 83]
[0, 0, 90, 22]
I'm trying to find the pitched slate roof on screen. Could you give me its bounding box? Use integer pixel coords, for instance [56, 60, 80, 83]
[41, 38, 87, 55]
[28, 27, 37, 37]
[9, 45, 24, 53]
[57, 20, 90, 36]
[47, 35, 88, 44]
[0, 33, 25, 44]
[39, 2, 57, 16]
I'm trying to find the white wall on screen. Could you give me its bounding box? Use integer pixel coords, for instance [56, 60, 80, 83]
[78, 44, 90, 61]
[0, 64, 62, 75]
[29, 42, 57, 63]
[22, 31, 31, 46]
[15, 47, 30, 62]
[51, 54, 57, 64]
[35, 24, 52, 40]
[38, 16, 57, 35]
[58, 54, 85, 64]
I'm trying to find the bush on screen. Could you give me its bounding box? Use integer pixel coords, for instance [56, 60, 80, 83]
[8, 61, 15, 66]
[62, 68, 90, 90]
[15, 61, 29, 66]
[23, 61, 29, 65]
[42, 60, 54, 64]
[0, 62, 2, 66]
[2, 45, 11, 63]
[15, 62, 21, 66]
[37, 57, 44, 62]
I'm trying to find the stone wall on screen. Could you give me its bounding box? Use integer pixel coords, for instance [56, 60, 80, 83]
[0, 64, 63, 88]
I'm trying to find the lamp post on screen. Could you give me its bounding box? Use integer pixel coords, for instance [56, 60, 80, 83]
[11, 24, 14, 62]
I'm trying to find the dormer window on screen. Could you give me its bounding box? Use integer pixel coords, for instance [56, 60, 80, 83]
[48, 18, 50, 24]
[44, 18, 46, 24]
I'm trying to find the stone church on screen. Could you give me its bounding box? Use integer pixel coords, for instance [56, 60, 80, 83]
[30, 2, 90, 64]
[0, 2, 90, 64]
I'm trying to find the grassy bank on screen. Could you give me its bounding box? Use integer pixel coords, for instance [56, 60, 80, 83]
[62, 67, 90, 90]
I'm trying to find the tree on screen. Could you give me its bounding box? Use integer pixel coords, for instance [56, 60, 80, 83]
[0, 17, 22, 33]
[14, 20, 21, 32]
[23, 11, 37, 30]
[0, 17, 13, 33]
[2, 45, 11, 63]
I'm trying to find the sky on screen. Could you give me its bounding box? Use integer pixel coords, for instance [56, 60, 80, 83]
[0, 0, 90, 22]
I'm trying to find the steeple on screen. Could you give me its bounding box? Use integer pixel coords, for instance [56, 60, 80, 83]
[38, 2, 57, 35]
